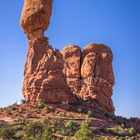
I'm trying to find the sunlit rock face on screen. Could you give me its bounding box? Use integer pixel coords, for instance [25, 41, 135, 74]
[80, 44, 115, 112]
[62, 44, 115, 112]
[21, 0, 77, 104]
[20, 0, 115, 113]
[20, 0, 52, 39]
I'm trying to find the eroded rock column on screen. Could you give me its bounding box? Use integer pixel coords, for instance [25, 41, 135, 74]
[61, 45, 81, 95]
[61, 43, 115, 113]
[20, 0, 77, 104]
[20, 0, 115, 113]
[80, 44, 115, 112]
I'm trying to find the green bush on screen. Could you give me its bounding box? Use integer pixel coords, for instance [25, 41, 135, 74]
[65, 120, 78, 133]
[37, 99, 45, 109]
[74, 122, 94, 140]
[128, 128, 135, 136]
[15, 130, 24, 139]
[77, 97, 84, 105]
[107, 125, 126, 136]
[106, 125, 135, 137]
[7, 108, 12, 116]
[24, 121, 44, 139]
[44, 106, 49, 113]
[77, 108, 84, 113]
[42, 127, 54, 140]
[0, 125, 16, 139]
[87, 110, 93, 117]
[104, 112, 115, 119]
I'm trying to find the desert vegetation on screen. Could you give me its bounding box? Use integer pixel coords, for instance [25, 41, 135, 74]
[0, 102, 139, 140]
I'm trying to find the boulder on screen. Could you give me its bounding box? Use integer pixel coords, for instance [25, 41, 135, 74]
[20, 0, 52, 39]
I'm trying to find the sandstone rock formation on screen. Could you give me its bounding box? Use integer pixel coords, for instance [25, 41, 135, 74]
[21, 0, 115, 113]
[20, 0, 52, 39]
[80, 44, 115, 112]
[61, 45, 81, 96]
[21, 0, 77, 104]
[62, 44, 115, 112]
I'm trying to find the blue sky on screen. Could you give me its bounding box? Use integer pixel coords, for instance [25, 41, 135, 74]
[0, 0, 140, 118]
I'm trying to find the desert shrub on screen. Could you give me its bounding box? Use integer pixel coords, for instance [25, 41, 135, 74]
[77, 108, 84, 113]
[11, 105, 17, 111]
[114, 116, 129, 127]
[106, 125, 135, 137]
[0, 125, 16, 139]
[104, 112, 115, 119]
[44, 106, 49, 113]
[15, 130, 24, 139]
[7, 108, 12, 116]
[65, 120, 78, 135]
[87, 110, 93, 117]
[43, 118, 64, 134]
[42, 126, 54, 140]
[107, 125, 126, 136]
[65, 120, 77, 129]
[128, 128, 135, 136]
[14, 117, 25, 125]
[37, 99, 45, 109]
[77, 97, 84, 105]
[74, 122, 94, 140]
[24, 121, 44, 139]
[21, 99, 26, 104]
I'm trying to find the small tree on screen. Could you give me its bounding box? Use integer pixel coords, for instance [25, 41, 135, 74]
[74, 122, 94, 140]
[0, 126, 16, 139]
[24, 121, 44, 139]
[42, 126, 53, 140]
[87, 110, 93, 117]
[65, 120, 78, 134]
[37, 99, 45, 109]
[128, 128, 135, 136]
[77, 108, 84, 113]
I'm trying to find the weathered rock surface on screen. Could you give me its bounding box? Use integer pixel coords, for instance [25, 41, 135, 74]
[21, 0, 77, 104]
[21, 0, 115, 113]
[62, 44, 115, 112]
[20, 0, 52, 39]
[61, 45, 81, 95]
[80, 44, 115, 112]
[22, 37, 77, 104]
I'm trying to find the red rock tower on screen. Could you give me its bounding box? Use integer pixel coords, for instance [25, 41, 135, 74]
[20, 0, 77, 104]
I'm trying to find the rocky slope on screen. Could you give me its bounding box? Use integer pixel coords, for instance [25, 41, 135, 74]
[0, 103, 140, 140]
[20, 0, 115, 113]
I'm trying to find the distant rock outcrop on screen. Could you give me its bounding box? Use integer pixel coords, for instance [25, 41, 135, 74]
[20, 0, 115, 113]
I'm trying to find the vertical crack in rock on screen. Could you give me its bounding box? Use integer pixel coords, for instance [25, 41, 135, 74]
[20, 0, 115, 113]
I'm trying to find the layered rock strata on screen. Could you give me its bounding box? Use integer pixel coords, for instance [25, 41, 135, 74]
[20, 0, 115, 113]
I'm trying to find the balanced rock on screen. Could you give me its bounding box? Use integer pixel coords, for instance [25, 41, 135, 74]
[21, 0, 77, 104]
[20, 0, 52, 39]
[20, 0, 115, 113]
